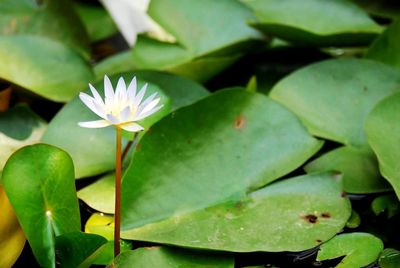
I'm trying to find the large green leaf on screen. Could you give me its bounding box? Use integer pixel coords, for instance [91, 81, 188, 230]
[2, 144, 80, 268]
[0, 0, 90, 57]
[243, 0, 382, 46]
[304, 146, 390, 193]
[121, 88, 323, 229]
[366, 19, 400, 70]
[0, 35, 94, 102]
[317, 233, 383, 267]
[366, 92, 400, 199]
[148, 0, 262, 56]
[42, 71, 208, 178]
[0, 105, 46, 172]
[270, 59, 400, 148]
[122, 172, 350, 252]
[114, 247, 234, 268]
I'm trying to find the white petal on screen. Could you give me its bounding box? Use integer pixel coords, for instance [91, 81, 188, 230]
[132, 83, 147, 107]
[104, 75, 114, 107]
[134, 105, 163, 121]
[137, 92, 157, 113]
[120, 122, 144, 132]
[89, 83, 104, 106]
[107, 114, 120, 124]
[79, 93, 104, 118]
[127, 77, 137, 101]
[139, 97, 160, 116]
[78, 120, 111, 128]
[120, 106, 132, 122]
[115, 77, 127, 106]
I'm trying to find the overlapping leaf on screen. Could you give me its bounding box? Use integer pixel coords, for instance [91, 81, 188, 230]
[270, 59, 400, 148]
[366, 92, 400, 199]
[122, 172, 351, 252]
[243, 0, 382, 46]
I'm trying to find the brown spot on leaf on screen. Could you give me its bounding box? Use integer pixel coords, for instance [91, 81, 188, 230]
[316, 239, 322, 243]
[321, 212, 331, 218]
[135, 143, 141, 150]
[234, 115, 246, 130]
[302, 214, 318, 224]
[341, 192, 347, 198]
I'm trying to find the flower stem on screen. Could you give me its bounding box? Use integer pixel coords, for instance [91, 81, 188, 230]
[114, 127, 122, 257]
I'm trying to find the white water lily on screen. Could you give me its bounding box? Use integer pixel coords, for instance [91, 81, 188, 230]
[78, 75, 163, 132]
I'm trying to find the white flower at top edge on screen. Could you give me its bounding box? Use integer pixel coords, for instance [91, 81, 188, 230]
[78, 75, 163, 132]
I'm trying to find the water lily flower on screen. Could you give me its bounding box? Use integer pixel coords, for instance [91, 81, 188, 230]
[78, 75, 163, 132]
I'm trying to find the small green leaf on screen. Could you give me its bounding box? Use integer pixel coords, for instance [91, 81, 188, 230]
[2, 144, 80, 268]
[122, 172, 351, 252]
[0, 35, 94, 102]
[243, 0, 382, 46]
[346, 210, 361, 229]
[55, 232, 107, 268]
[379, 248, 400, 268]
[121, 88, 323, 230]
[304, 146, 390, 193]
[366, 92, 400, 199]
[317, 233, 383, 268]
[113, 247, 234, 268]
[371, 195, 400, 218]
[270, 59, 400, 148]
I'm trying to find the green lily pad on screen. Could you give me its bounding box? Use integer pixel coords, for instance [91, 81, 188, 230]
[2, 144, 80, 268]
[55, 232, 107, 268]
[366, 19, 400, 70]
[113, 247, 234, 268]
[317, 233, 384, 268]
[122, 172, 350, 252]
[121, 88, 323, 230]
[304, 146, 390, 193]
[379, 248, 400, 268]
[243, 0, 382, 46]
[42, 71, 208, 178]
[270, 59, 400, 148]
[0, 35, 94, 102]
[0, 105, 46, 172]
[346, 210, 361, 229]
[366, 92, 400, 199]
[0, 0, 90, 57]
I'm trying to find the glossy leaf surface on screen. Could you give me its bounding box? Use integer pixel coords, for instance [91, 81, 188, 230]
[2, 144, 80, 268]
